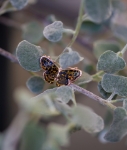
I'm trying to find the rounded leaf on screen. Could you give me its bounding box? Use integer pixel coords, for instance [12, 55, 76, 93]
[70, 105, 104, 133]
[43, 21, 63, 42]
[102, 74, 127, 97]
[26, 76, 45, 94]
[85, 0, 112, 23]
[55, 86, 75, 104]
[97, 50, 126, 74]
[59, 48, 83, 69]
[10, 0, 28, 10]
[22, 21, 43, 44]
[94, 40, 121, 59]
[104, 107, 127, 142]
[16, 40, 43, 72]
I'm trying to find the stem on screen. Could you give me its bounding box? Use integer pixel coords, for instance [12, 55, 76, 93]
[0, 47, 18, 63]
[92, 71, 104, 82]
[121, 44, 127, 55]
[68, 0, 85, 47]
[70, 83, 116, 110]
[63, 28, 75, 35]
[107, 92, 116, 101]
[110, 99, 124, 104]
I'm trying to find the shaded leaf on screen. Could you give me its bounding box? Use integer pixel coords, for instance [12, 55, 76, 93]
[81, 21, 104, 34]
[70, 105, 104, 133]
[55, 86, 75, 104]
[84, 0, 112, 23]
[10, 0, 28, 10]
[16, 40, 43, 72]
[94, 40, 121, 59]
[98, 81, 117, 99]
[59, 47, 83, 69]
[43, 21, 63, 42]
[26, 76, 45, 94]
[97, 50, 125, 74]
[104, 107, 127, 142]
[22, 21, 43, 44]
[20, 121, 46, 150]
[102, 73, 127, 97]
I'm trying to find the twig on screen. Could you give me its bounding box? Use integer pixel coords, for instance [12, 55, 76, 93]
[68, 0, 85, 47]
[0, 47, 18, 63]
[70, 83, 116, 110]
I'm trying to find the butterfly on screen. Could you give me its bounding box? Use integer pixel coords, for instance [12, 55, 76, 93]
[40, 55, 59, 84]
[40, 55, 82, 86]
[56, 68, 82, 86]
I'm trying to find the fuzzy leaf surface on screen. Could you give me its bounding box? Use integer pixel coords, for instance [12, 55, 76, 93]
[102, 74, 127, 97]
[16, 40, 43, 72]
[26, 76, 44, 94]
[43, 21, 63, 42]
[85, 0, 112, 23]
[59, 48, 83, 69]
[97, 50, 125, 74]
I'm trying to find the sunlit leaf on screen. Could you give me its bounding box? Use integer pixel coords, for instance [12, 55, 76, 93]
[16, 40, 43, 72]
[70, 105, 104, 133]
[123, 99, 127, 111]
[97, 50, 125, 74]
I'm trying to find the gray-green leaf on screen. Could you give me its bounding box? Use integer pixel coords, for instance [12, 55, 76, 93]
[43, 21, 63, 42]
[59, 47, 83, 69]
[84, 0, 112, 23]
[98, 81, 117, 99]
[10, 0, 28, 10]
[22, 21, 43, 44]
[26, 76, 45, 94]
[102, 73, 127, 97]
[55, 86, 76, 104]
[104, 107, 127, 142]
[97, 50, 125, 74]
[70, 105, 104, 133]
[20, 121, 46, 150]
[94, 40, 121, 59]
[16, 40, 43, 72]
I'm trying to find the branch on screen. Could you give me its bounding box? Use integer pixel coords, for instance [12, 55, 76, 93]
[70, 83, 117, 110]
[0, 47, 18, 63]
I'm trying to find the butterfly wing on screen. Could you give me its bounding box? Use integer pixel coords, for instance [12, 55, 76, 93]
[56, 68, 82, 86]
[40, 56, 59, 84]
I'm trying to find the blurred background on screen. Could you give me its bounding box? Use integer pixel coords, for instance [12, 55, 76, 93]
[1, 0, 127, 149]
